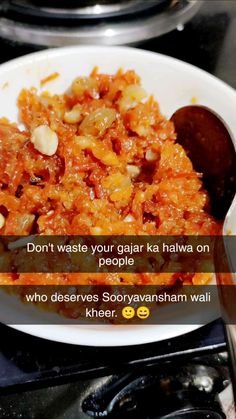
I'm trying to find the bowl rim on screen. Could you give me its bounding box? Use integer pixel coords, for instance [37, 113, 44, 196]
[0, 45, 234, 346]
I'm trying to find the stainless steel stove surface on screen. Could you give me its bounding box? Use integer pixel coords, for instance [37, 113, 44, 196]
[0, 1, 236, 418]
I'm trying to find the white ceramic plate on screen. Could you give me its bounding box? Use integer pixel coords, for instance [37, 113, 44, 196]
[0, 46, 236, 346]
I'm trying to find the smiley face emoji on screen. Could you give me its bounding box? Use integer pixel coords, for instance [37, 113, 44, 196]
[122, 306, 135, 320]
[136, 306, 150, 320]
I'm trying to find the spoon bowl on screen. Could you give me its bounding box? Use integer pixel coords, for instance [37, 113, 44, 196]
[171, 105, 236, 221]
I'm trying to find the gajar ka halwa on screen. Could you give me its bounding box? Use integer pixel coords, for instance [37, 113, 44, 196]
[0, 68, 221, 285]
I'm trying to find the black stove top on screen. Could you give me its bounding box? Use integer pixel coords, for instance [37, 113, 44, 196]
[0, 320, 226, 394]
[0, 320, 229, 418]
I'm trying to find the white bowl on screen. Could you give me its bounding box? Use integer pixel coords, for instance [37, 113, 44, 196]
[0, 46, 236, 346]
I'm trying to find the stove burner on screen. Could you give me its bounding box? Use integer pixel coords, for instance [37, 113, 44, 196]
[1, 0, 171, 23]
[0, 0, 201, 46]
[82, 356, 228, 418]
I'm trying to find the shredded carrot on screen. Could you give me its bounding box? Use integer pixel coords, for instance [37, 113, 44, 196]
[0, 68, 221, 286]
[40, 72, 59, 86]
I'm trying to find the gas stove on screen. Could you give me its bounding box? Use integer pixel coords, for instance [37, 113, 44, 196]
[0, 0, 200, 46]
[0, 320, 233, 418]
[0, 1, 236, 418]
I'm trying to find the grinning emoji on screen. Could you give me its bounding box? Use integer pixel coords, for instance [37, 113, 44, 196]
[136, 306, 150, 320]
[122, 306, 135, 319]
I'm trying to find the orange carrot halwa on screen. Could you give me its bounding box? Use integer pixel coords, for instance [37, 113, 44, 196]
[0, 69, 221, 285]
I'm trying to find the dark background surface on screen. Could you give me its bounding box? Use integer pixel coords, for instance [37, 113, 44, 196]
[142, 0, 236, 88]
